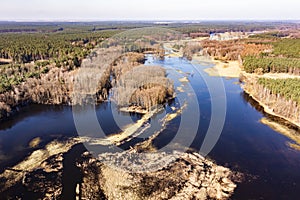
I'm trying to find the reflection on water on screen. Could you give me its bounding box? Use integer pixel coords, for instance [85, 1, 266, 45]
[0, 56, 300, 199]
[242, 91, 300, 132]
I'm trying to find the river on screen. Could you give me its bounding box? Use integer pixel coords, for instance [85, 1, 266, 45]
[1, 55, 300, 199]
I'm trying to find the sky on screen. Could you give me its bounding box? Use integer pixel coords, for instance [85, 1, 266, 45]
[1, 0, 299, 21]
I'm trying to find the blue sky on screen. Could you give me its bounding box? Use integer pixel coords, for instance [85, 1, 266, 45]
[1, 0, 299, 21]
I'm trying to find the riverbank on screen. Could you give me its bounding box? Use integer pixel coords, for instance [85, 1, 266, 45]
[191, 47, 300, 145]
[201, 58, 241, 78]
[0, 47, 122, 121]
[241, 72, 300, 129]
[90, 151, 242, 200]
[163, 41, 242, 78]
[0, 87, 242, 199]
[260, 118, 300, 150]
[166, 40, 300, 132]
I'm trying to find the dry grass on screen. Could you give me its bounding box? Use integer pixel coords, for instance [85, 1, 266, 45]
[203, 60, 241, 78]
[260, 118, 300, 151]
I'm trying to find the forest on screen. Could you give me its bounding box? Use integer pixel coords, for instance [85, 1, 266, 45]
[243, 77, 300, 125]
[243, 38, 300, 73]
[192, 33, 300, 75]
[272, 38, 300, 58]
[241, 31, 300, 126]
[1, 22, 299, 120]
[171, 21, 284, 35]
[0, 21, 182, 119]
[0, 30, 119, 94]
[0, 26, 122, 119]
[113, 65, 174, 111]
[0, 31, 118, 64]
[243, 56, 300, 74]
[110, 52, 174, 111]
[258, 78, 300, 105]
[182, 38, 272, 62]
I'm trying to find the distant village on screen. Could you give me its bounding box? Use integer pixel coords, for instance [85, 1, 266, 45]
[209, 31, 265, 41]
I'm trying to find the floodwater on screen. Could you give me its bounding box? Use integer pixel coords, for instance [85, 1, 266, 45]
[1, 55, 300, 199]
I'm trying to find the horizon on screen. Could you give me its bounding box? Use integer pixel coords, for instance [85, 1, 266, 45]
[2, 0, 300, 22]
[0, 19, 299, 23]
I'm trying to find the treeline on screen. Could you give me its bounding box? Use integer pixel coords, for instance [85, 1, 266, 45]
[0, 31, 117, 64]
[258, 78, 300, 104]
[0, 31, 119, 93]
[242, 36, 300, 74]
[243, 77, 300, 125]
[0, 62, 50, 93]
[0, 47, 123, 119]
[171, 22, 279, 35]
[248, 31, 289, 39]
[243, 56, 300, 74]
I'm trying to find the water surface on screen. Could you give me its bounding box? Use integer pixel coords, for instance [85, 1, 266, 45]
[1, 55, 300, 199]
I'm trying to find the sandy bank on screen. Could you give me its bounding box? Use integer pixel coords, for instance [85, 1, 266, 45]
[260, 118, 300, 150]
[192, 55, 242, 78]
[204, 60, 241, 78]
[0, 58, 12, 63]
[119, 106, 148, 114]
[242, 72, 300, 80]
[164, 41, 242, 78]
[83, 107, 163, 146]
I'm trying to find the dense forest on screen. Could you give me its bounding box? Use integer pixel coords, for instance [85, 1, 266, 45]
[241, 31, 300, 126]
[243, 77, 300, 126]
[171, 21, 285, 35]
[258, 78, 300, 104]
[0, 30, 119, 94]
[272, 39, 300, 58]
[0, 27, 122, 119]
[0, 31, 118, 64]
[243, 36, 300, 74]
[243, 56, 300, 74]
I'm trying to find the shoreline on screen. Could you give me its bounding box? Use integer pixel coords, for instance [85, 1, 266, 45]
[189, 49, 300, 135]
[260, 117, 300, 151]
[165, 42, 300, 131]
[191, 48, 300, 130]
[242, 72, 300, 129]
[119, 106, 148, 114]
[192, 55, 242, 78]
[244, 86, 300, 129]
